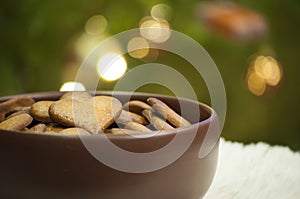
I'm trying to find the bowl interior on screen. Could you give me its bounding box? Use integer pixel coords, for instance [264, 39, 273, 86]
[0, 91, 213, 138]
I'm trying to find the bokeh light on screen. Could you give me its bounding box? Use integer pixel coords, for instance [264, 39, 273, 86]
[197, 2, 267, 42]
[247, 70, 266, 96]
[151, 3, 172, 21]
[127, 37, 150, 59]
[85, 15, 108, 35]
[254, 56, 282, 86]
[97, 53, 127, 81]
[247, 55, 283, 96]
[139, 16, 171, 43]
[75, 33, 108, 60]
[60, 82, 86, 91]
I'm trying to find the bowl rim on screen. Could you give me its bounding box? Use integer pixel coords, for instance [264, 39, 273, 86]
[0, 91, 217, 140]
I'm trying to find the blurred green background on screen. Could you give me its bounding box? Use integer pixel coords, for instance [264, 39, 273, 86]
[0, 0, 299, 150]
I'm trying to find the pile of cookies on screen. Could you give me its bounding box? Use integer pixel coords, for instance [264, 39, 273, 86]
[0, 92, 191, 135]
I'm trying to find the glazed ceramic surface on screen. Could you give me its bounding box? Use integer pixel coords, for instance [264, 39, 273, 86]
[0, 92, 220, 199]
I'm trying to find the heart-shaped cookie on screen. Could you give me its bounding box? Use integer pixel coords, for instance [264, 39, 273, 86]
[49, 96, 122, 134]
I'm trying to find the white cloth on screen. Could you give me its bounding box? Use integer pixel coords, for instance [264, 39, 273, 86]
[205, 138, 300, 199]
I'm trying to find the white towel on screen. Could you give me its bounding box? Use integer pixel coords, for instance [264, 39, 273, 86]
[205, 138, 300, 199]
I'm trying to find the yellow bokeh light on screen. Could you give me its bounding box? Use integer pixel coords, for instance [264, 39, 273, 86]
[139, 16, 154, 26]
[151, 3, 172, 21]
[247, 71, 266, 96]
[254, 56, 282, 86]
[85, 15, 108, 35]
[97, 53, 127, 81]
[75, 33, 108, 59]
[139, 17, 171, 43]
[60, 82, 86, 91]
[127, 37, 150, 59]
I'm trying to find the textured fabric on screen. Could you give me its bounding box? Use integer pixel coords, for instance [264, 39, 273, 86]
[205, 138, 300, 199]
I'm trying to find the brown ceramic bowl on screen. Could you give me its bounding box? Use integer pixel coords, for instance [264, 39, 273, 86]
[0, 91, 220, 199]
